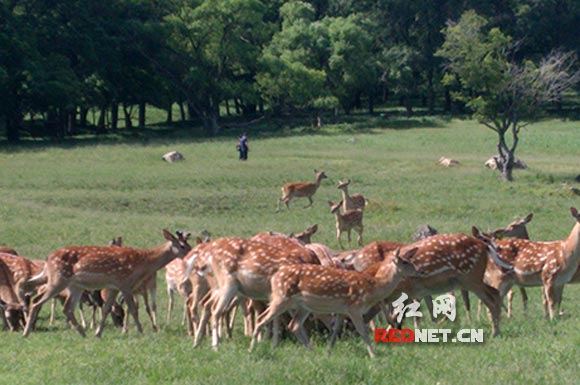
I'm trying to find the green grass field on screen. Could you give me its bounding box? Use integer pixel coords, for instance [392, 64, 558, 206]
[1, 117, 579, 385]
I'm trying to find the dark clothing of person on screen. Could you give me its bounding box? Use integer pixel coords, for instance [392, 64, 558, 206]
[238, 134, 248, 160]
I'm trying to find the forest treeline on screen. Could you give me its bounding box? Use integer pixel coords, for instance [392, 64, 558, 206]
[1, 0, 579, 141]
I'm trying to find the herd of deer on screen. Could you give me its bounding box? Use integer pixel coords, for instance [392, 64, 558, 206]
[1, 170, 580, 358]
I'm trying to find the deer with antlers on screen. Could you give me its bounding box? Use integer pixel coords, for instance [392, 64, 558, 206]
[328, 200, 363, 249]
[249, 247, 421, 358]
[22, 230, 191, 337]
[386, 230, 510, 336]
[276, 170, 327, 212]
[337, 179, 367, 211]
[484, 208, 580, 320]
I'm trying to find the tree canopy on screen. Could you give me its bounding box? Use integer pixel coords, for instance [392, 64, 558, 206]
[1, 0, 579, 144]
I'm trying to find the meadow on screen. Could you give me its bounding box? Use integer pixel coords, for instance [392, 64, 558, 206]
[0, 116, 579, 385]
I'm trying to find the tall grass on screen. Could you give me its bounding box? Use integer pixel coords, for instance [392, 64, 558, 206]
[0, 117, 579, 384]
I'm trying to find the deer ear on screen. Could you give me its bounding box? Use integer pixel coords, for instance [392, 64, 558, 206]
[524, 213, 534, 223]
[309, 224, 318, 233]
[163, 229, 176, 241]
[402, 247, 418, 260]
[196, 237, 203, 245]
[571, 207, 579, 219]
[471, 226, 481, 237]
[328, 200, 334, 207]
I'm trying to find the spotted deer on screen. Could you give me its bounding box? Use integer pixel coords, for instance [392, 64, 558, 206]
[485, 208, 580, 320]
[276, 170, 327, 212]
[167, 232, 210, 326]
[249, 247, 420, 358]
[22, 230, 191, 337]
[387, 231, 510, 336]
[0, 247, 18, 255]
[328, 200, 363, 249]
[183, 237, 322, 350]
[477, 213, 534, 319]
[337, 179, 367, 211]
[0, 253, 44, 314]
[0, 258, 25, 331]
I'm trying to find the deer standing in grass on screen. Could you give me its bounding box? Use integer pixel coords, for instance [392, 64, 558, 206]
[183, 237, 321, 350]
[22, 230, 191, 337]
[328, 200, 363, 249]
[337, 179, 367, 211]
[249, 247, 421, 358]
[276, 170, 327, 212]
[387, 231, 510, 336]
[476, 213, 534, 319]
[485, 208, 580, 320]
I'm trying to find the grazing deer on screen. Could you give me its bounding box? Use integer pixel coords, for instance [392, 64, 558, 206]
[276, 170, 327, 212]
[184, 237, 322, 350]
[0, 253, 44, 314]
[0, 258, 25, 331]
[387, 231, 510, 336]
[328, 200, 363, 249]
[22, 230, 191, 337]
[485, 208, 580, 320]
[337, 179, 367, 211]
[250, 248, 421, 358]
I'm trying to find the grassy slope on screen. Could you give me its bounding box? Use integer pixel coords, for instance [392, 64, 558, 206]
[0, 117, 579, 384]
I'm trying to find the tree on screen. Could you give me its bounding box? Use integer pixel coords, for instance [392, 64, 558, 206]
[165, 0, 271, 135]
[437, 11, 580, 181]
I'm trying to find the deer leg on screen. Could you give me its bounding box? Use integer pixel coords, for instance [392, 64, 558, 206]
[541, 289, 549, 319]
[347, 229, 352, 246]
[356, 225, 363, 247]
[468, 283, 501, 337]
[250, 298, 293, 352]
[327, 315, 344, 354]
[49, 298, 57, 326]
[193, 292, 213, 348]
[304, 196, 313, 208]
[554, 285, 565, 316]
[348, 311, 375, 359]
[210, 284, 238, 351]
[62, 288, 86, 337]
[424, 296, 435, 321]
[287, 308, 312, 349]
[506, 290, 515, 319]
[23, 280, 68, 337]
[78, 300, 87, 329]
[123, 292, 143, 334]
[520, 287, 528, 313]
[167, 288, 174, 324]
[337, 228, 345, 250]
[460, 290, 471, 323]
[143, 289, 158, 332]
[95, 289, 119, 337]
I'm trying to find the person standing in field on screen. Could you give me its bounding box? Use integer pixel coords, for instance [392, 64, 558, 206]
[237, 132, 249, 160]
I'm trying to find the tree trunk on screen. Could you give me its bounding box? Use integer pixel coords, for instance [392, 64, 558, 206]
[123, 104, 133, 129]
[179, 102, 186, 121]
[166, 104, 173, 124]
[111, 103, 119, 131]
[79, 107, 88, 128]
[97, 105, 107, 134]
